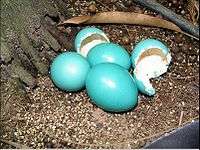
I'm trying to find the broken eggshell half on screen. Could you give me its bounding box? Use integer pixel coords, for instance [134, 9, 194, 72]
[131, 39, 172, 96]
[74, 27, 110, 57]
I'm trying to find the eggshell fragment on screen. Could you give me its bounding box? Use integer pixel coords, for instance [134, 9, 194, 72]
[74, 27, 110, 57]
[131, 39, 171, 96]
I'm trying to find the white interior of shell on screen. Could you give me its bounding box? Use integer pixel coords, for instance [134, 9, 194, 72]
[80, 40, 107, 57]
[79, 34, 109, 57]
[134, 48, 171, 95]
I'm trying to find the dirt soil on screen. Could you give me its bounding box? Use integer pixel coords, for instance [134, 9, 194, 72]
[1, 0, 199, 149]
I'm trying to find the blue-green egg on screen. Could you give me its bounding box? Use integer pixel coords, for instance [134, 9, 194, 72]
[86, 63, 138, 112]
[74, 27, 110, 57]
[87, 43, 131, 70]
[131, 38, 170, 68]
[131, 38, 171, 96]
[50, 52, 90, 91]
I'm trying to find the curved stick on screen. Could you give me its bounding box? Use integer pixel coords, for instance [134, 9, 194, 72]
[133, 0, 199, 38]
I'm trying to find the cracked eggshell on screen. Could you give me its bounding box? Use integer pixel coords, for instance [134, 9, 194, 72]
[131, 39, 171, 96]
[87, 43, 131, 70]
[133, 69, 156, 96]
[131, 39, 170, 68]
[74, 27, 110, 57]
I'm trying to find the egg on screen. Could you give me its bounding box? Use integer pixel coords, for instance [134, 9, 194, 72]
[50, 52, 90, 91]
[131, 39, 171, 96]
[87, 43, 131, 69]
[74, 27, 110, 57]
[86, 63, 138, 112]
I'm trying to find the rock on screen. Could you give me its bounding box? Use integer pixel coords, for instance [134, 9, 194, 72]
[88, 4, 97, 13]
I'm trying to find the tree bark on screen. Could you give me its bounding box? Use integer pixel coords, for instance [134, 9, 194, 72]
[1, 0, 73, 87]
[0, 0, 73, 122]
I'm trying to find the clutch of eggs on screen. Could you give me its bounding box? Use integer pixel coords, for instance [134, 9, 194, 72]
[49, 26, 172, 113]
[49, 27, 138, 113]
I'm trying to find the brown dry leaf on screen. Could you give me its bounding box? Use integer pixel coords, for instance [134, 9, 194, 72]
[58, 11, 198, 40]
[187, 0, 199, 25]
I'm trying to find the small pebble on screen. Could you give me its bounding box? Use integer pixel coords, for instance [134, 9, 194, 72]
[188, 55, 197, 63]
[182, 44, 190, 54]
[122, 36, 130, 45]
[175, 52, 185, 62]
[196, 107, 199, 112]
[175, 34, 182, 43]
[172, 0, 177, 4]
[124, 0, 132, 7]
[88, 4, 97, 13]
[172, 47, 180, 53]
[46, 142, 54, 148]
[181, 10, 185, 15]
[134, 6, 143, 13]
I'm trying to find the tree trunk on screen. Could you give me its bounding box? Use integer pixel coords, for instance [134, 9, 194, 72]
[1, 0, 74, 85]
[0, 0, 73, 124]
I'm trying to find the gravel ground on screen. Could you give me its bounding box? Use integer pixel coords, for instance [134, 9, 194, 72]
[1, 0, 199, 148]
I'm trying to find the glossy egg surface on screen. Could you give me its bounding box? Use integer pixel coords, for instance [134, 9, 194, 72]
[50, 52, 90, 91]
[87, 43, 131, 69]
[86, 63, 138, 112]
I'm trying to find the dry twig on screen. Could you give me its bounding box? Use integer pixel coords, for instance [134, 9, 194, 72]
[0, 139, 30, 149]
[178, 111, 184, 126]
[187, 0, 199, 25]
[133, 0, 199, 39]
